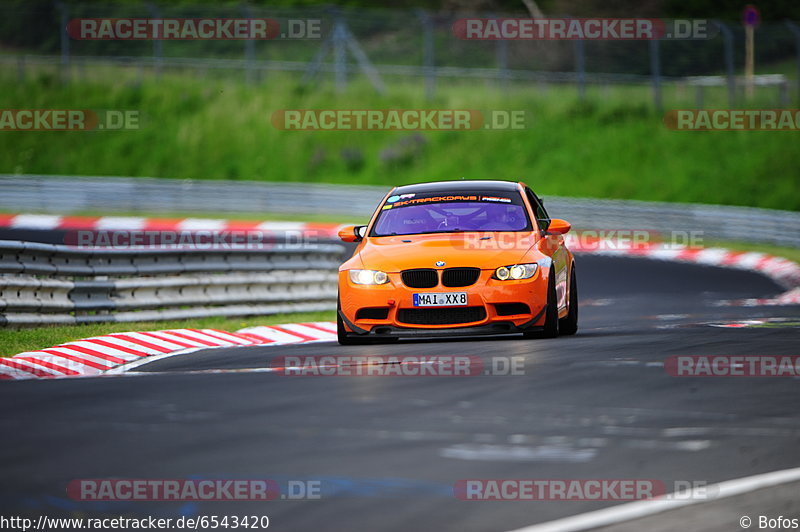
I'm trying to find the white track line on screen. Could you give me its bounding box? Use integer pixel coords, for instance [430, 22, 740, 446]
[506, 466, 800, 532]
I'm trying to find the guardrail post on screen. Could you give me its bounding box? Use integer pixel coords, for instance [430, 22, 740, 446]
[715, 21, 736, 107]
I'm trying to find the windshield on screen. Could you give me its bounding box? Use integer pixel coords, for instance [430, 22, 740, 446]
[370, 191, 531, 236]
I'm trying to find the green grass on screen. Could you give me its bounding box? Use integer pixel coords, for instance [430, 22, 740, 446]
[1, 67, 799, 210]
[0, 311, 335, 358]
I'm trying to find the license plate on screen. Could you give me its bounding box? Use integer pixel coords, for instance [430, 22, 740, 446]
[413, 292, 468, 307]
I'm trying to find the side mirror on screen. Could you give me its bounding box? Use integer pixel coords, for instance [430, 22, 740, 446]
[338, 225, 367, 242]
[546, 218, 571, 235]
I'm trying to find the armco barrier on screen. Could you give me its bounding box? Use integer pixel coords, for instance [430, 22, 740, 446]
[0, 240, 344, 326]
[1, 175, 798, 247]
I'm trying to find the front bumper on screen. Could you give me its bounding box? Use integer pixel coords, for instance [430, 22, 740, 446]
[338, 269, 549, 336]
[339, 307, 547, 338]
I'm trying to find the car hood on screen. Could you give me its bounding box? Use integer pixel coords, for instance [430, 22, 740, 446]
[357, 232, 539, 272]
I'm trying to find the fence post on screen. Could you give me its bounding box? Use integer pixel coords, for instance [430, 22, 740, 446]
[56, 1, 69, 82]
[649, 38, 662, 110]
[715, 21, 736, 107]
[17, 56, 25, 83]
[242, 4, 256, 84]
[496, 34, 509, 90]
[417, 10, 435, 100]
[333, 12, 347, 93]
[786, 21, 800, 105]
[147, 3, 163, 78]
[574, 39, 585, 100]
[695, 84, 704, 108]
[302, 9, 383, 94]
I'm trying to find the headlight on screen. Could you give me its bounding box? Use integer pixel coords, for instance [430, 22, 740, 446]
[493, 263, 538, 280]
[349, 269, 390, 285]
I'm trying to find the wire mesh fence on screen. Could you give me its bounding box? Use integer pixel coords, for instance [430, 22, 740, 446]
[1, 3, 799, 106]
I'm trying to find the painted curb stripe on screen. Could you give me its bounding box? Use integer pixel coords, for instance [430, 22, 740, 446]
[106, 333, 173, 353]
[0, 358, 58, 378]
[194, 329, 254, 345]
[15, 356, 79, 376]
[68, 339, 145, 360]
[39, 349, 112, 370]
[0, 213, 341, 237]
[21, 354, 104, 375]
[1, 324, 338, 380]
[159, 330, 220, 347]
[138, 331, 198, 349]
[269, 325, 325, 343]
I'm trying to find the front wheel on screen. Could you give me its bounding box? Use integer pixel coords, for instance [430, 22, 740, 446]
[524, 272, 559, 339]
[559, 265, 578, 336]
[337, 307, 370, 345]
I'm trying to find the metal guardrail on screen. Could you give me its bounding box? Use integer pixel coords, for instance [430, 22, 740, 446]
[0, 174, 388, 216]
[1, 175, 798, 247]
[547, 197, 800, 248]
[0, 240, 344, 326]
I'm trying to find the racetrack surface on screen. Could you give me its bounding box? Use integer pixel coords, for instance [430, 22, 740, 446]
[1, 255, 798, 531]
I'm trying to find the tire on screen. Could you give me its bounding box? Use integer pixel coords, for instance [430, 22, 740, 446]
[559, 265, 579, 336]
[337, 306, 370, 345]
[524, 272, 559, 339]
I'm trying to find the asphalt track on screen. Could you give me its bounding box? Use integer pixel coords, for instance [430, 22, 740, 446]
[1, 255, 799, 531]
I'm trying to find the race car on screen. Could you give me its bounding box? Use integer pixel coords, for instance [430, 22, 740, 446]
[336, 180, 577, 344]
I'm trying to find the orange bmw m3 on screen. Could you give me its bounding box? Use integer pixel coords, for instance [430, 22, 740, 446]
[336, 180, 577, 345]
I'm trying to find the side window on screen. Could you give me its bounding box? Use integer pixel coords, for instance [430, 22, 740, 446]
[525, 188, 550, 232]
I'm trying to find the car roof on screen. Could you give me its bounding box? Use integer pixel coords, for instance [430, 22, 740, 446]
[391, 180, 522, 195]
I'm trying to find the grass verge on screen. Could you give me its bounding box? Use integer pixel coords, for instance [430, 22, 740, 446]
[1, 70, 799, 211]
